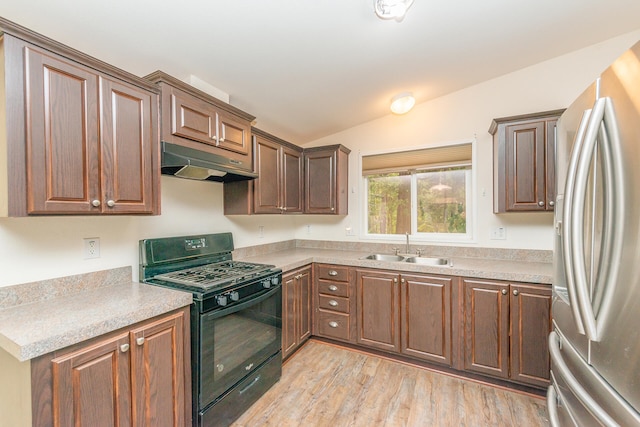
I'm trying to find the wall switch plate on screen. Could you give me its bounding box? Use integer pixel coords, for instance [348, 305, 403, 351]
[490, 227, 506, 240]
[83, 238, 100, 259]
[306, 225, 312, 234]
[258, 226, 264, 238]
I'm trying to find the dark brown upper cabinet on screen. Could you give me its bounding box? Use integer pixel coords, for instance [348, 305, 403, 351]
[0, 18, 160, 216]
[224, 128, 303, 214]
[304, 144, 350, 215]
[489, 109, 564, 213]
[144, 71, 255, 173]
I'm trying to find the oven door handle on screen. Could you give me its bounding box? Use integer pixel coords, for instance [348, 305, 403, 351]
[208, 284, 282, 319]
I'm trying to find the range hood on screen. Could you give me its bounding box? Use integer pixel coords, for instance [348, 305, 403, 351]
[161, 141, 258, 183]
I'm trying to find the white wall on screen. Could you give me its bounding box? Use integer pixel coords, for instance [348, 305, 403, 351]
[296, 30, 640, 249]
[1, 30, 639, 288]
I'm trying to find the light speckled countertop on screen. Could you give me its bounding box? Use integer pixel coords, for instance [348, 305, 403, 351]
[0, 267, 192, 362]
[235, 246, 553, 285]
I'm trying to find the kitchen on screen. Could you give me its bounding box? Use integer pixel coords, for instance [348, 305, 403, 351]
[1, 1, 640, 426]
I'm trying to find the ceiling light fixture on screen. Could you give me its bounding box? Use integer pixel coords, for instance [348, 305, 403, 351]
[390, 92, 415, 114]
[374, 0, 414, 21]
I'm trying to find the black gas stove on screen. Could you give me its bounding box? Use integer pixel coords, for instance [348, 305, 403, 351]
[139, 233, 282, 427]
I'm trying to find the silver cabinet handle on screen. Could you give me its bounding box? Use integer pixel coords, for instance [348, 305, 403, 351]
[501, 289, 507, 295]
[245, 363, 254, 371]
[120, 343, 130, 353]
[549, 200, 555, 207]
[328, 321, 339, 328]
[513, 289, 519, 296]
[328, 270, 338, 276]
[106, 200, 115, 207]
[328, 285, 338, 291]
[294, 274, 302, 280]
[91, 200, 101, 207]
[136, 337, 145, 346]
[329, 300, 338, 307]
[538, 201, 545, 207]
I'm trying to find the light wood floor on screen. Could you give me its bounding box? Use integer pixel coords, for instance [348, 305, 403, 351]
[232, 340, 549, 427]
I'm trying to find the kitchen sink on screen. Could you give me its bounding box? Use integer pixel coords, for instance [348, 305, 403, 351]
[363, 254, 406, 262]
[403, 256, 449, 266]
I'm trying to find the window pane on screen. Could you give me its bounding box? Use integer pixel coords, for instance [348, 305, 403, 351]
[416, 168, 467, 234]
[367, 172, 411, 235]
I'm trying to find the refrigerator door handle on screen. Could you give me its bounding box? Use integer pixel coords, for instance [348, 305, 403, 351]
[547, 385, 562, 427]
[549, 331, 618, 427]
[569, 97, 623, 342]
[562, 108, 592, 335]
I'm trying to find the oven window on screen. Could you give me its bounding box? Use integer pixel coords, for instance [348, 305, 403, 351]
[199, 287, 282, 407]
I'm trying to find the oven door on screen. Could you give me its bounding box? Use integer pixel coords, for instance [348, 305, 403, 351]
[198, 284, 282, 407]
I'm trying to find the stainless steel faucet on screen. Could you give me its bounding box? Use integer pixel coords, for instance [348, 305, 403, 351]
[405, 232, 410, 254]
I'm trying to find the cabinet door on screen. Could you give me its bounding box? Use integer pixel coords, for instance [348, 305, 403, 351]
[463, 279, 510, 379]
[356, 270, 400, 352]
[401, 274, 452, 366]
[170, 89, 217, 146]
[282, 271, 298, 359]
[545, 119, 558, 210]
[254, 136, 282, 214]
[100, 77, 156, 213]
[281, 145, 303, 213]
[130, 310, 186, 427]
[304, 149, 336, 214]
[51, 333, 131, 427]
[510, 283, 552, 387]
[297, 267, 312, 343]
[217, 111, 251, 155]
[24, 46, 101, 214]
[505, 121, 547, 211]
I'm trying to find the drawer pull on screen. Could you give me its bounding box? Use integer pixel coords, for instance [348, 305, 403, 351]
[328, 285, 338, 291]
[328, 270, 338, 276]
[328, 321, 339, 328]
[329, 300, 339, 307]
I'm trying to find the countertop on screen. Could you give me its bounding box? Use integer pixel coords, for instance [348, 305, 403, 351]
[0, 267, 192, 362]
[235, 247, 553, 285]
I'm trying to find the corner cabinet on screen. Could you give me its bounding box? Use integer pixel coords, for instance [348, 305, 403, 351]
[0, 22, 160, 216]
[489, 109, 564, 213]
[144, 70, 255, 174]
[462, 278, 552, 388]
[224, 128, 303, 215]
[282, 265, 312, 359]
[304, 145, 350, 215]
[31, 307, 191, 427]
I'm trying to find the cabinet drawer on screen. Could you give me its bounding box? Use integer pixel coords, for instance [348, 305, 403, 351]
[318, 295, 349, 314]
[317, 310, 350, 341]
[317, 280, 349, 298]
[316, 265, 348, 282]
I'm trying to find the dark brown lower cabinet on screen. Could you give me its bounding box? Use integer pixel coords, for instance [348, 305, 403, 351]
[356, 269, 401, 352]
[401, 274, 452, 366]
[282, 265, 312, 359]
[32, 308, 190, 427]
[356, 269, 453, 367]
[463, 278, 552, 387]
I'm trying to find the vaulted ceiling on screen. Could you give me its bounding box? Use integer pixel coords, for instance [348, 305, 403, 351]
[3, 0, 640, 143]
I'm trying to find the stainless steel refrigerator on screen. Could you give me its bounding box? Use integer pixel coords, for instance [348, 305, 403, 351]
[548, 40, 640, 426]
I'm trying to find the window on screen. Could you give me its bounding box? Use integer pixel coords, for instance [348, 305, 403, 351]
[363, 142, 473, 241]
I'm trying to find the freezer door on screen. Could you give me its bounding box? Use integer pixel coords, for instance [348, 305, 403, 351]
[587, 42, 640, 412]
[549, 330, 640, 426]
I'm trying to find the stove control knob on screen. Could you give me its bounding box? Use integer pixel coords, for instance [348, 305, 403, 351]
[271, 276, 280, 285]
[216, 295, 228, 306]
[228, 291, 240, 302]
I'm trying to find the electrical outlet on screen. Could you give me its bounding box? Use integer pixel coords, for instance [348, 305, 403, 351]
[83, 238, 100, 259]
[490, 227, 506, 240]
[306, 225, 312, 234]
[258, 226, 264, 238]
[345, 226, 354, 236]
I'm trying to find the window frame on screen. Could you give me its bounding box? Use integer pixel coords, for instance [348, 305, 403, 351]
[359, 139, 477, 244]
